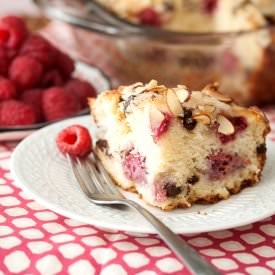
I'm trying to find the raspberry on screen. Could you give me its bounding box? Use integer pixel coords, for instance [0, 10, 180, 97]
[41, 69, 63, 88]
[0, 100, 36, 126]
[122, 148, 147, 183]
[56, 124, 92, 157]
[0, 29, 9, 45]
[56, 50, 75, 79]
[216, 116, 248, 144]
[0, 78, 16, 101]
[153, 113, 172, 142]
[42, 87, 80, 121]
[0, 47, 10, 76]
[20, 35, 57, 68]
[9, 56, 43, 89]
[203, 0, 218, 14]
[231, 116, 248, 132]
[20, 89, 43, 122]
[207, 150, 244, 180]
[65, 79, 97, 108]
[0, 16, 28, 49]
[137, 8, 161, 27]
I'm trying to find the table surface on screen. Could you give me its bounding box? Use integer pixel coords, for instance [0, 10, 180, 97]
[1, 1, 275, 274]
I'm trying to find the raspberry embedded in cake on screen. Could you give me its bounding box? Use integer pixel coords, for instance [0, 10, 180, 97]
[137, 7, 161, 27]
[207, 150, 244, 181]
[122, 148, 147, 183]
[214, 115, 248, 144]
[150, 110, 172, 143]
[89, 80, 270, 210]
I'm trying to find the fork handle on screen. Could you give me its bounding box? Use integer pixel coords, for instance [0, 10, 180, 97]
[124, 200, 220, 275]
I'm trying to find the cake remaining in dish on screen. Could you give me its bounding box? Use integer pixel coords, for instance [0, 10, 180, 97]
[89, 80, 270, 210]
[96, 0, 269, 32]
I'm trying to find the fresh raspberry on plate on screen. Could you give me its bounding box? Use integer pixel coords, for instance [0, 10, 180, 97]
[0, 16, 28, 49]
[42, 87, 80, 122]
[0, 78, 16, 101]
[56, 50, 75, 79]
[20, 34, 57, 68]
[9, 55, 43, 90]
[0, 99, 36, 126]
[56, 124, 92, 157]
[137, 8, 161, 27]
[41, 69, 63, 88]
[65, 79, 97, 108]
[20, 89, 43, 122]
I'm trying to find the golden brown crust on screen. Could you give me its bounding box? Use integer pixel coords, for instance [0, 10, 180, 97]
[247, 106, 271, 136]
[189, 176, 259, 206]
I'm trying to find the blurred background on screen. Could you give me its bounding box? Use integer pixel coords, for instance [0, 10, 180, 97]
[20, 0, 275, 106]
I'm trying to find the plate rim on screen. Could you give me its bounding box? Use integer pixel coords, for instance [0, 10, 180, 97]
[10, 115, 275, 234]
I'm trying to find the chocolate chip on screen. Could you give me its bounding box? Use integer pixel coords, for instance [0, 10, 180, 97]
[183, 108, 193, 118]
[163, 182, 181, 197]
[187, 175, 199, 184]
[181, 108, 197, 130]
[123, 95, 136, 113]
[265, 15, 275, 25]
[256, 143, 266, 154]
[163, 2, 174, 11]
[96, 139, 109, 154]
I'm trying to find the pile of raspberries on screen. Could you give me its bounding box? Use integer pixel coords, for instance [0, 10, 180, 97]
[0, 16, 97, 126]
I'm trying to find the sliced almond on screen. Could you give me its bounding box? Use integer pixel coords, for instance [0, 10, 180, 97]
[122, 86, 135, 95]
[202, 83, 232, 103]
[146, 79, 158, 90]
[149, 86, 167, 93]
[166, 89, 183, 116]
[149, 106, 165, 131]
[135, 86, 147, 94]
[177, 84, 188, 89]
[132, 82, 143, 88]
[174, 89, 191, 103]
[217, 115, 235, 135]
[198, 104, 216, 113]
[193, 113, 211, 125]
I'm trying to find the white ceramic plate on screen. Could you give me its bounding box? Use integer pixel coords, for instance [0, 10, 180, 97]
[10, 116, 275, 234]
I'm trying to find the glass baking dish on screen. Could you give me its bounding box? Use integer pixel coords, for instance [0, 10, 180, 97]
[35, 0, 275, 106]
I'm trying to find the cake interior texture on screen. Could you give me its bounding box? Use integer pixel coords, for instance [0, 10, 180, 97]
[89, 80, 270, 210]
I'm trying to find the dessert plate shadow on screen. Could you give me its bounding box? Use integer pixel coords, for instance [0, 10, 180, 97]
[10, 116, 275, 234]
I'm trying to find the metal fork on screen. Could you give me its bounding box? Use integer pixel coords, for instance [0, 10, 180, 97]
[67, 154, 220, 275]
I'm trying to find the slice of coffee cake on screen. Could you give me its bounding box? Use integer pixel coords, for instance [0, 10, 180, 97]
[89, 80, 270, 210]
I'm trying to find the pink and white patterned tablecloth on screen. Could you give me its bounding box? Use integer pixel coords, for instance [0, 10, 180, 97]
[0, 120, 275, 275]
